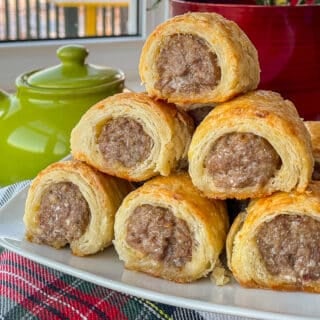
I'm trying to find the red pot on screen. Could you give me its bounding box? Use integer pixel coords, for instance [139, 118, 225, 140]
[170, 0, 320, 120]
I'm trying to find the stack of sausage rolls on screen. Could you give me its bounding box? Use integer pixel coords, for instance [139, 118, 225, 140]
[23, 12, 320, 292]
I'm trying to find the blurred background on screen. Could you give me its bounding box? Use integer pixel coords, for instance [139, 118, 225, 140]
[0, 0, 169, 92]
[0, 0, 138, 41]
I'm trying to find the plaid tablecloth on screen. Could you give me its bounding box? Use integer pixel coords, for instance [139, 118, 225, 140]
[0, 182, 253, 320]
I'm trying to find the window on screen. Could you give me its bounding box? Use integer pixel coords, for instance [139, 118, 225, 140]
[0, 0, 169, 91]
[0, 0, 140, 41]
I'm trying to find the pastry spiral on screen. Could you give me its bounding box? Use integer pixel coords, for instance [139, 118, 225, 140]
[113, 173, 229, 283]
[188, 90, 314, 200]
[24, 160, 132, 256]
[227, 182, 320, 293]
[139, 12, 260, 109]
[71, 92, 194, 182]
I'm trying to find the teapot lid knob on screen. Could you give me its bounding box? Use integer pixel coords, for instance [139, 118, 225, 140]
[57, 45, 88, 66]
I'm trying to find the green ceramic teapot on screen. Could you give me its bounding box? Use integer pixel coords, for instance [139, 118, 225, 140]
[0, 44, 125, 187]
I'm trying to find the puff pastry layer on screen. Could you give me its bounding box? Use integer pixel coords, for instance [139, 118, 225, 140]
[188, 90, 314, 200]
[139, 12, 260, 109]
[305, 121, 320, 180]
[227, 182, 320, 293]
[71, 92, 194, 182]
[113, 173, 229, 283]
[24, 160, 132, 256]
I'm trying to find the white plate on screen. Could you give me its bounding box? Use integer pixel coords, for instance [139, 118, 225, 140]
[0, 184, 319, 320]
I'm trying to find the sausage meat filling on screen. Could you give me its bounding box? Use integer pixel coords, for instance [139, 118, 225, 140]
[126, 204, 192, 268]
[36, 182, 90, 245]
[155, 34, 221, 95]
[256, 214, 320, 282]
[188, 106, 214, 126]
[98, 117, 153, 168]
[205, 132, 281, 188]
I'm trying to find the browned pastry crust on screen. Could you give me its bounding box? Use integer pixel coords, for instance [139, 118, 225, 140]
[305, 121, 320, 180]
[227, 182, 320, 293]
[139, 12, 260, 109]
[188, 90, 314, 200]
[113, 173, 229, 283]
[71, 92, 194, 182]
[305, 121, 320, 160]
[24, 160, 132, 256]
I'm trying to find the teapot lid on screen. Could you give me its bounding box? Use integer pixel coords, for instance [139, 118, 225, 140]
[26, 45, 123, 89]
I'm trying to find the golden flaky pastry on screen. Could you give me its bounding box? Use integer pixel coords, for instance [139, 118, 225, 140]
[305, 121, 320, 180]
[188, 90, 314, 200]
[139, 12, 260, 109]
[71, 92, 194, 182]
[113, 173, 229, 283]
[24, 160, 132, 256]
[227, 182, 320, 293]
[305, 121, 320, 159]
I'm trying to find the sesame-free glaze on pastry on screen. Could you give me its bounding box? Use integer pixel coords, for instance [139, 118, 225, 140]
[139, 12, 260, 109]
[227, 182, 320, 293]
[24, 160, 132, 256]
[188, 90, 314, 200]
[113, 173, 229, 283]
[71, 92, 194, 182]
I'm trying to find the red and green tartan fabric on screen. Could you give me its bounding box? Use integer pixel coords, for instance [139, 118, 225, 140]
[0, 248, 205, 320]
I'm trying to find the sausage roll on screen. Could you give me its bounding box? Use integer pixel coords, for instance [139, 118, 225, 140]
[113, 173, 229, 283]
[71, 92, 194, 182]
[24, 160, 132, 256]
[188, 90, 314, 200]
[139, 12, 260, 109]
[305, 121, 320, 180]
[227, 182, 320, 293]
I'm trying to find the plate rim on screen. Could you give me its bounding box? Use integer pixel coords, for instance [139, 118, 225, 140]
[0, 184, 319, 320]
